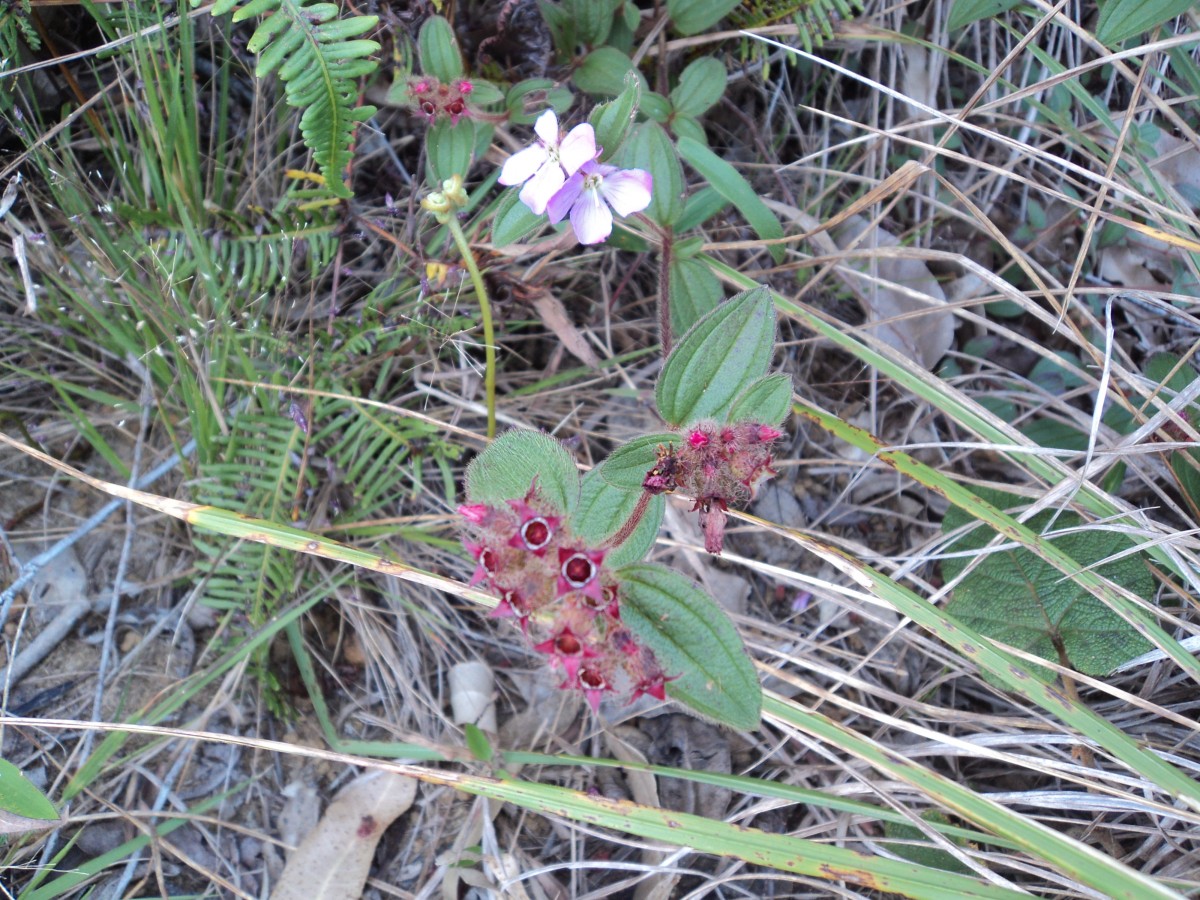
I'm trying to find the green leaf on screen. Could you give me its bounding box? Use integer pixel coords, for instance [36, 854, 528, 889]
[622, 121, 685, 227]
[1096, 0, 1195, 44]
[571, 469, 665, 567]
[670, 57, 726, 118]
[418, 15, 463, 82]
[492, 188, 545, 246]
[465, 430, 579, 515]
[465, 724, 494, 761]
[676, 135, 784, 263]
[566, 0, 620, 46]
[656, 286, 777, 427]
[597, 433, 679, 491]
[574, 47, 644, 96]
[884, 812, 973, 875]
[667, 0, 740, 35]
[0, 759, 58, 827]
[589, 73, 640, 160]
[506, 79, 575, 125]
[941, 488, 1153, 676]
[947, 0, 1022, 30]
[670, 115, 707, 145]
[676, 186, 729, 231]
[668, 254, 723, 336]
[425, 118, 479, 183]
[640, 91, 673, 123]
[727, 373, 793, 425]
[617, 563, 761, 729]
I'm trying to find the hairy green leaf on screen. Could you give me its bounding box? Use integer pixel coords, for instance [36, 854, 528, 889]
[574, 47, 644, 96]
[571, 469, 664, 567]
[418, 15, 464, 82]
[492, 188, 546, 246]
[465, 430, 579, 515]
[942, 488, 1153, 676]
[728, 373, 793, 425]
[617, 563, 761, 729]
[622, 121, 685, 227]
[589, 73, 640, 160]
[677, 135, 784, 262]
[656, 286, 776, 427]
[670, 57, 726, 118]
[667, 0, 740, 35]
[668, 254, 723, 335]
[597, 433, 679, 491]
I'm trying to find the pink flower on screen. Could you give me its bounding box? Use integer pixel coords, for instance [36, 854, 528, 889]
[545, 161, 652, 245]
[557, 547, 607, 604]
[498, 110, 596, 216]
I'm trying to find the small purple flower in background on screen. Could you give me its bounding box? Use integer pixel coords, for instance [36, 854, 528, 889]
[498, 110, 596, 215]
[546, 160, 652, 245]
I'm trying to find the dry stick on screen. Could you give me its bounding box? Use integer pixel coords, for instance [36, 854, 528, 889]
[0, 437, 197, 688]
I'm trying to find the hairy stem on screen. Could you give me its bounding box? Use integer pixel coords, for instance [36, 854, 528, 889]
[605, 491, 654, 550]
[446, 215, 497, 439]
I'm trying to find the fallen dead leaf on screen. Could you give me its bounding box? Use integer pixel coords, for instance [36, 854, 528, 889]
[270, 770, 417, 900]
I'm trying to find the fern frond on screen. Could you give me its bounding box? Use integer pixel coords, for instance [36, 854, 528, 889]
[731, 0, 863, 53]
[201, 0, 380, 198]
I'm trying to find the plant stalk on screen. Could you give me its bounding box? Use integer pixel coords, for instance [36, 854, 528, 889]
[446, 215, 497, 439]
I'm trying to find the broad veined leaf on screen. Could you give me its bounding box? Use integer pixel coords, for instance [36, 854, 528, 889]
[465, 430, 579, 515]
[571, 469, 664, 567]
[589, 73, 640, 160]
[425, 117, 479, 184]
[656, 287, 776, 427]
[670, 57, 726, 119]
[574, 47, 645, 96]
[667, 0, 740, 35]
[492, 186, 545, 246]
[942, 488, 1153, 676]
[668, 254, 723, 336]
[727, 373, 793, 425]
[418, 15, 464, 82]
[1096, 0, 1195, 44]
[617, 563, 761, 729]
[597, 433, 679, 491]
[676, 186, 729, 231]
[0, 760, 58, 833]
[676, 135, 784, 263]
[622, 121, 685, 227]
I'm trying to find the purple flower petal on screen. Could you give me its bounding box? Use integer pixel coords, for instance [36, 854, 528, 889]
[601, 168, 652, 217]
[546, 171, 584, 224]
[498, 144, 549, 186]
[558, 123, 597, 176]
[519, 160, 566, 215]
[533, 109, 559, 146]
[571, 187, 613, 244]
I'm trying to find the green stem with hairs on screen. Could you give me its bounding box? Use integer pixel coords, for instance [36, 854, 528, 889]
[446, 215, 497, 439]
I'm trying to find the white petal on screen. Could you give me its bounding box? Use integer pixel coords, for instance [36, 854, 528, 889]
[519, 161, 566, 215]
[558, 124, 597, 176]
[533, 109, 560, 147]
[601, 168, 653, 217]
[571, 188, 613, 244]
[498, 144, 549, 186]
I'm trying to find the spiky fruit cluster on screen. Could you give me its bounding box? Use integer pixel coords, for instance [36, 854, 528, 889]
[409, 77, 474, 124]
[643, 421, 783, 554]
[458, 487, 673, 710]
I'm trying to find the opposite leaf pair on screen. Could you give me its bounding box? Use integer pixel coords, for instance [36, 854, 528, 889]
[458, 287, 790, 728]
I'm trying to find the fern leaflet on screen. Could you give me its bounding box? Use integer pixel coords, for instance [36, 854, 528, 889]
[200, 0, 380, 198]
